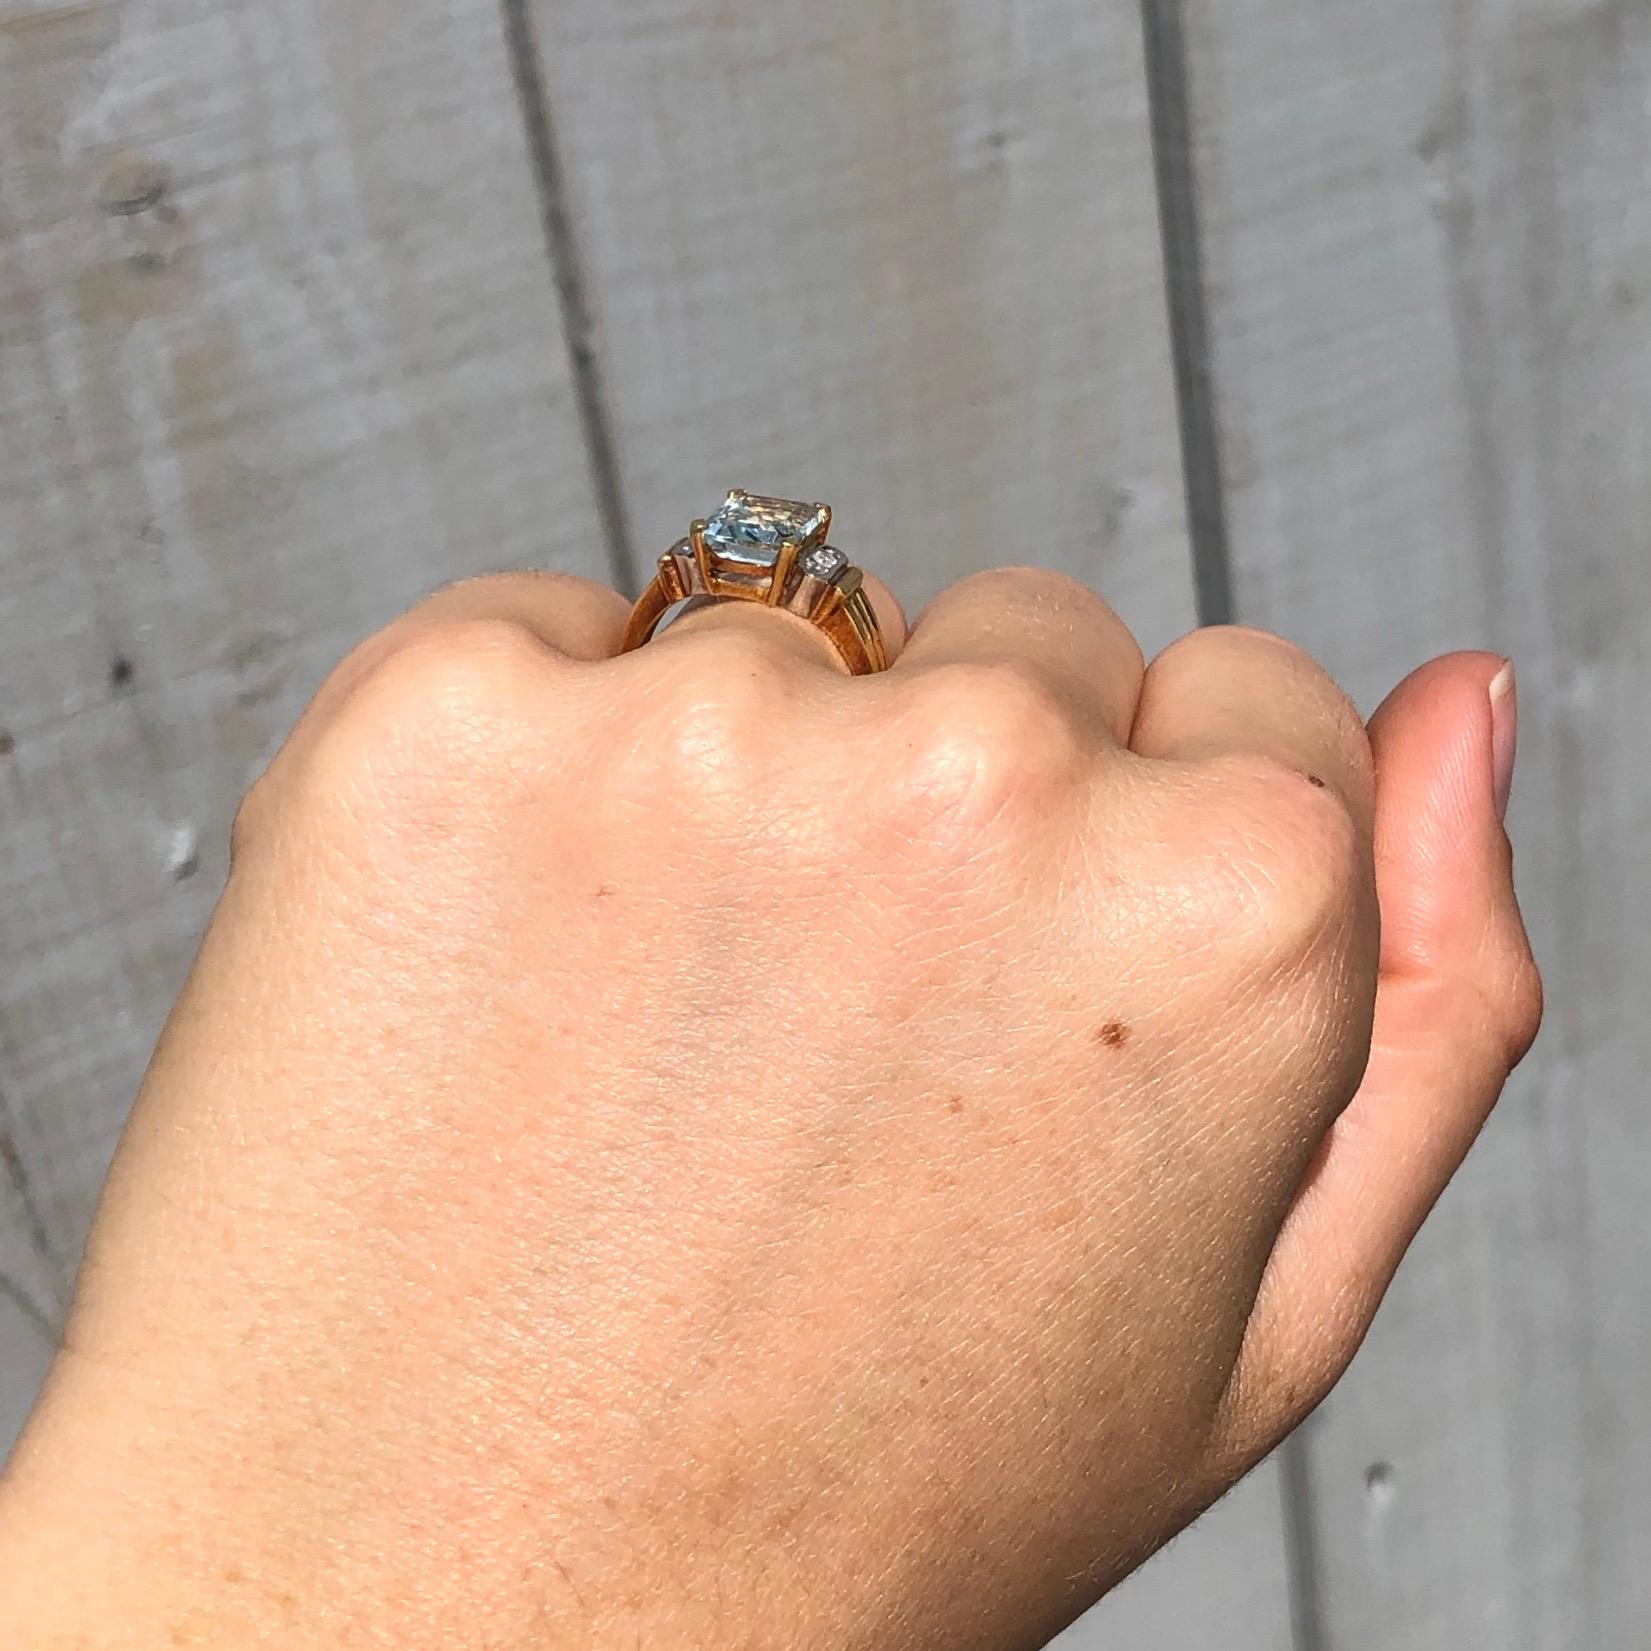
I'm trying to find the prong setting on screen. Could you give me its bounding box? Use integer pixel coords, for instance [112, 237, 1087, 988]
[619, 490, 885, 673]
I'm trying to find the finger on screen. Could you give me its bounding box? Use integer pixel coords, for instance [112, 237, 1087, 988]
[1211, 653, 1542, 1466]
[660, 569, 908, 671]
[893, 567, 1145, 744]
[388, 570, 631, 660]
[1131, 625, 1375, 838]
[285, 571, 629, 752]
[320, 570, 627, 694]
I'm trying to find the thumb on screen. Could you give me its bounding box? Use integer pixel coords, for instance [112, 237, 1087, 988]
[1213, 652, 1543, 1462]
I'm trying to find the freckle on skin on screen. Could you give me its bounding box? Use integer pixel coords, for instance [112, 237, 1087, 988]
[1097, 1021, 1130, 1050]
[946, 1093, 964, 1113]
[1306, 773, 1328, 789]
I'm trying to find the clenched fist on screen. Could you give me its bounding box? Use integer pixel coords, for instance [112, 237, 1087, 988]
[0, 568, 1540, 1650]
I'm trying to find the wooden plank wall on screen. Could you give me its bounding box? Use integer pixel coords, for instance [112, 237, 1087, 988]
[2, 0, 1641, 1645]
[1181, 0, 1651, 1644]
[0, 0, 606, 1423]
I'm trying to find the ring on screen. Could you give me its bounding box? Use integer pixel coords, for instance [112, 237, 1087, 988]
[620, 491, 889, 675]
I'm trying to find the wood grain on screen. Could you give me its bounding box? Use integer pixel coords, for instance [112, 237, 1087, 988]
[1181, 0, 1651, 1641]
[0, 0, 604, 1434]
[0, 0, 1312, 1639]
[522, 0, 1198, 656]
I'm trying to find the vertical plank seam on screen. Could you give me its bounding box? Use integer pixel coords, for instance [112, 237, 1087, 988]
[499, 0, 642, 594]
[0, 1270, 55, 1346]
[1279, 1431, 1329, 1651]
[0, 1080, 69, 1315]
[1139, 0, 1234, 627]
[1140, 3, 1326, 1645]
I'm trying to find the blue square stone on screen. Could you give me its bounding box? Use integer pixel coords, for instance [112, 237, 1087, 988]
[701, 494, 829, 568]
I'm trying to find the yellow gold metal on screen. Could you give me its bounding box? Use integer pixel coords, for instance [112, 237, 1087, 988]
[620, 493, 887, 674]
[769, 539, 798, 607]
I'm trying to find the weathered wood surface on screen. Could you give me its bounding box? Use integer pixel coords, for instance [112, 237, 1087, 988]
[523, 0, 1199, 657]
[1182, 0, 1650, 1642]
[0, 0, 603, 1401]
[0, 0, 1305, 1642]
[5, 0, 1637, 1645]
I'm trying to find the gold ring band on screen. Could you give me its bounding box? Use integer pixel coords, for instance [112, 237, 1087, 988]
[620, 492, 888, 676]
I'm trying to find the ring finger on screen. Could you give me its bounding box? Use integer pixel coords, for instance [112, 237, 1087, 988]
[659, 568, 909, 673]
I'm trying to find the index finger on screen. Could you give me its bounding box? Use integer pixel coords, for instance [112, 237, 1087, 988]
[1130, 625, 1376, 843]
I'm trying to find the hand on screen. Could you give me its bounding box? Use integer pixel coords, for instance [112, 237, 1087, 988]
[0, 569, 1540, 1650]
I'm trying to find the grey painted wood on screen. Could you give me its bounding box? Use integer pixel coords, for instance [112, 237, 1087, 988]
[0, 0, 605, 1439]
[523, 4, 1294, 1642]
[522, 0, 1199, 659]
[1180, 0, 1651, 1642]
[0, 0, 1308, 1640]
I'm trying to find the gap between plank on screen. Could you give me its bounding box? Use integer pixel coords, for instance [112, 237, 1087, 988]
[0, 1080, 69, 1317]
[500, 0, 641, 595]
[1140, 0, 1234, 627]
[1140, 3, 1327, 1646]
[1279, 1431, 1329, 1651]
[501, 3, 1311, 1639]
[0, 1270, 55, 1345]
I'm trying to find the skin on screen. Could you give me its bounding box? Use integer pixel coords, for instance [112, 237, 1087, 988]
[0, 567, 1540, 1649]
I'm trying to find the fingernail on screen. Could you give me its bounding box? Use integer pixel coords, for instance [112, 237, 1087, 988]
[1489, 661, 1518, 822]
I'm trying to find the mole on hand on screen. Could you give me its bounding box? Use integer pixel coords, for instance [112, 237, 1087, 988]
[1097, 1021, 1131, 1051]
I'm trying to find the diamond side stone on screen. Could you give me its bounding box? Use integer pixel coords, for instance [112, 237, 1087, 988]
[798, 545, 848, 582]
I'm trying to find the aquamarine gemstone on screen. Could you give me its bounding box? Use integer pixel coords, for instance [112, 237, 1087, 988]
[701, 494, 828, 567]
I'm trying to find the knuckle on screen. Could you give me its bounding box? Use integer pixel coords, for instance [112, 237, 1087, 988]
[946, 564, 1071, 599]
[343, 617, 553, 748]
[1192, 755, 1366, 975]
[1193, 626, 1343, 693]
[617, 629, 794, 804]
[370, 613, 556, 696]
[885, 660, 1088, 844]
[1153, 624, 1306, 682]
[302, 618, 558, 819]
[652, 623, 799, 694]
[943, 567, 1144, 664]
[951, 564, 1094, 607]
[1203, 622, 1311, 660]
